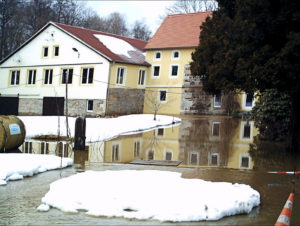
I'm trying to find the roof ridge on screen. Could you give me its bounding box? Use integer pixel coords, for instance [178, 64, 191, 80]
[167, 11, 213, 17]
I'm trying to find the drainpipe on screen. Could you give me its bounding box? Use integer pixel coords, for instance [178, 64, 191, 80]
[105, 61, 114, 116]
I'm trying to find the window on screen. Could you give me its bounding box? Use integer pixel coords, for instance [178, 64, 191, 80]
[62, 68, 73, 84]
[58, 142, 69, 157]
[170, 65, 179, 77]
[134, 140, 140, 157]
[112, 144, 120, 161]
[214, 94, 221, 107]
[172, 51, 179, 60]
[116, 67, 126, 85]
[245, 93, 254, 107]
[154, 51, 161, 60]
[240, 155, 250, 168]
[212, 122, 220, 137]
[81, 68, 94, 84]
[138, 69, 146, 86]
[157, 128, 164, 136]
[189, 152, 199, 165]
[10, 70, 20, 85]
[165, 151, 172, 161]
[44, 69, 53, 85]
[87, 100, 93, 112]
[41, 142, 49, 155]
[147, 150, 154, 160]
[159, 90, 167, 102]
[153, 66, 160, 77]
[210, 153, 219, 166]
[23, 142, 33, 153]
[243, 123, 251, 139]
[27, 70, 36, 85]
[43, 46, 48, 57]
[53, 46, 59, 57]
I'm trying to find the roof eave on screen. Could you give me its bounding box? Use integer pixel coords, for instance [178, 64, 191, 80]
[144, 46, 198, 51]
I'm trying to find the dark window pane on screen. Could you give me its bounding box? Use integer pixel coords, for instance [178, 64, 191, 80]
[243, 124, 251, 138]
[154, 66, 160, 76]
[44, 47, 48, 57]
[82, 68, 88, 83]
[241, 157, 249, 167]
[171, 66, 178, 76]
[160, 91, 166, 101]
[88, 68, 94, 83]
[54, 46, 59, 56]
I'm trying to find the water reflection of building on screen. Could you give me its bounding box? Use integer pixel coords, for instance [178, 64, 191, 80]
[19, 116, 258, 170]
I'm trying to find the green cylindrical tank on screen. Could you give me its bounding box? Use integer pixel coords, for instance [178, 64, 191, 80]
[0, 116, 26, 151]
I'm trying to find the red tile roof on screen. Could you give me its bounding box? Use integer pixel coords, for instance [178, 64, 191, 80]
[144, 12, 212, 50]
[53, 22, 149, 66]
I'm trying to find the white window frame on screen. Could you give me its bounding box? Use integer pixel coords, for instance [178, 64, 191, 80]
[214, 94, 221, 108]
[10, 70, 20, 86]
[240, 121, 253, 140]
[116, 67, 126, 86]
[172, 50, 180, 60]
[154, 51, 161, 61]
[42, 46, 49, 58]
[112, 142, 121, 162]
[212, 122, 220, 137]
[87, 100, 94, 112]
[243, 92, 255, 110]
[44, 69, 53, 85]
[158, 90, 167, 103]
[165, 150, 173, 161]
[138, 69, 146, 86]
[170, 64, 179, 77]
[152, 65, 161, 78]
[81, 67, 94, 84]
[27, 69, 36, 85]
[61, 68, 73, 84]
[240, 154, 251, 168]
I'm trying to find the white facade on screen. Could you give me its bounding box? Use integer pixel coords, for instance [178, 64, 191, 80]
[0, 25, 110, 100]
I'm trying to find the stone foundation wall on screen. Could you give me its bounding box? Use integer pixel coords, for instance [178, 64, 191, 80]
[107, 88, 145, 116]
[19, 98, 43, 115]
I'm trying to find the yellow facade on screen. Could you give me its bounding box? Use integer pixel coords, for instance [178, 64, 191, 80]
[143, 49, 195, 115]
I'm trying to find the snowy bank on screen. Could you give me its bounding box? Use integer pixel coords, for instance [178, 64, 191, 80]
[0, 154, 72, 186]
[19, 114, 180, 143]
[38, 170, 260, 222]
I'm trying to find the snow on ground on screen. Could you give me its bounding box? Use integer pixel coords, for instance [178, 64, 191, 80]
[0, 154, 72, 186]
[19, 114, 180, 143]
[37, 170, 260, 222]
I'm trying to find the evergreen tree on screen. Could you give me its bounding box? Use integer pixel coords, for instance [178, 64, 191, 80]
[190, 0, 300, 152]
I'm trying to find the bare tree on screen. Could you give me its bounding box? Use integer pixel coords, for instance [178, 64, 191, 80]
[103, 12, 128, 36]
[165, 0, 218, 14]
[131, 20, 152, 41]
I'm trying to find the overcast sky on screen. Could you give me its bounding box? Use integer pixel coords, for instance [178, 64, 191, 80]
[84, 1, 176, 34]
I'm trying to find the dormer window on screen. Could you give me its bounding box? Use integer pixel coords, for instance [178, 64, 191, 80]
[154, 51, 161, 60]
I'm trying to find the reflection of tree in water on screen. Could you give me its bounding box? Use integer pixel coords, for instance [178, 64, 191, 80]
[179, 117, 239, 166]
[249, 136, 300, 171]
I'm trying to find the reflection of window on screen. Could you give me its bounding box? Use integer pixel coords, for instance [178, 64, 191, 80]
[134, 140, 140, 157]
[138, 69, 146, 86]
[147, 150, 154, 160]
[112, 144, 120, 161]
[189, 152, 199, 165]
[212, 122, 220, 137]
[245, 93, 254, 107]
[41, 142, 49, 154]
[214, 94, 221, 107]
[10, 70, 20, 85]
[240, 155, 250, 168]
[165, 150, 172, 161]
[58, 142, 69, 157]
[157, 128, 164, 136]
[44, 69, 53, 85]
[116, 67, 126, 85]
[243, 123, 251, 138]
[87, 100, 93, 112]
[210, 153, 219, 166]
[159, 90, 167, 102]
[153, 66, 160, 77]
[23, 142, 33, 153]
[62, 68, 73, 84]
[81, 68, 94, 84]
[170, 65, 179, 76]
[27, 70, 36, 85]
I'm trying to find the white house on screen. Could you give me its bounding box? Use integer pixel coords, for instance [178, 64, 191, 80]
[0, 22, 149, 116]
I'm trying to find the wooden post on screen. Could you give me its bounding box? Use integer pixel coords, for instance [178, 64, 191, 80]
[74, 116, 86, 151]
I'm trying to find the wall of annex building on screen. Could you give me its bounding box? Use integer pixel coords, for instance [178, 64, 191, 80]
[0, 25, 110, 101]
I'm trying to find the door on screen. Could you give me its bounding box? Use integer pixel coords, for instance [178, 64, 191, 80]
[0, 97, 19, 115]
[43, 97, 64, 116]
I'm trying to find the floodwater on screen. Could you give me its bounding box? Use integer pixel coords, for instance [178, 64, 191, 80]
[1, 115, 300, 225]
